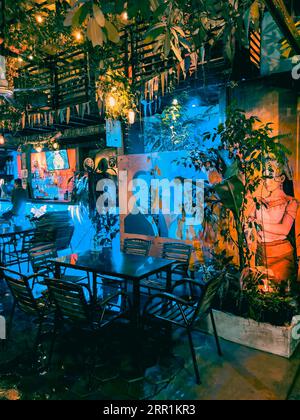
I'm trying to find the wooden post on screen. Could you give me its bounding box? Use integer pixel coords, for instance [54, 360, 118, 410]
[264, 0, 300, 55]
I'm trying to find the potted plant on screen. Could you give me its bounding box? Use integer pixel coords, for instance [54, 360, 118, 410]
[177, 108, 300, 357]
[92, 213, 120, 252]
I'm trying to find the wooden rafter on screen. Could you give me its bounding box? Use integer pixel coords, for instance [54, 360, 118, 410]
[264, 0, 300, 55]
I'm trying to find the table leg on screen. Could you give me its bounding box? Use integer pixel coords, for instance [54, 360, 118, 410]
[166, 266, 172, 291]
[54, 263, 61, 279]
[92, 272, 97, 305]
[132, 280, 141, 329]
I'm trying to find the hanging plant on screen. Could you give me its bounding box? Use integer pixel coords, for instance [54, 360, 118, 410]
[63, 2, 120, 47]
[96, 69, 137, 122]
[0, 102, 23, 131]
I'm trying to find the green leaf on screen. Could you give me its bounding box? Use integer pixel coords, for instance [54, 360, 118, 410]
[63, 7, 77, 27]
[164, 31, 171, 56]
[215, 175, 244, 217]
[170, 41, 184, 69]
[87, 18, 104, 47]
[71, 3, 91, 27]
[105, 21, 120, 43]
[93, 4, 105, 27]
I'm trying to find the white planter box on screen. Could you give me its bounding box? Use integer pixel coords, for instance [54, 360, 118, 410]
[199, 310, 300, 358]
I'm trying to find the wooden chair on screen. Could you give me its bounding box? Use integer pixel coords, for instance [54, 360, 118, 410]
[140, 242, 192, 293]
[162, 242, 192, 277]
[97, 238, 152, 294]
[1, 267, 53, 352]
[28, 243, 90, 287]
[44, 278, 130, 366]
[143, 270, 226, 385]
[0, 236, 22, 271]
[123, 238, 152, 257]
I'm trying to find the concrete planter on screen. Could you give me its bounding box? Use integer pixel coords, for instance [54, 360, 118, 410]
[199, 310, 300, 358]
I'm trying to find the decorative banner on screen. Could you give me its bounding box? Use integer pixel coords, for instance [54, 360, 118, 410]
[106, 119, 123, 148]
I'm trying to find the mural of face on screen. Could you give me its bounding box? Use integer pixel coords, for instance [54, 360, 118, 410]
[264, 173, 285, 194]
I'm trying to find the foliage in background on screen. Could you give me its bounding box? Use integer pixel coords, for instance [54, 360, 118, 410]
[1, 0, 265, 69]
[0, 103, 23, 131]
[176, 108, 291, 272]
[92, 213, 120, 248]
[213, 265, 299, 326]
[96, 70, 137, 121]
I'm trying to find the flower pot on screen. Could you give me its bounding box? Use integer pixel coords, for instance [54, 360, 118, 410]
[199, 309, 300, 358]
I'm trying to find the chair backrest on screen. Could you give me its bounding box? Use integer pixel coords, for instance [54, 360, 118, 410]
[34, 212, 75, 250]
[162, 242, 192, 264]
[55, 224, 75, 251]
[1, 267, 41, 316]
[192, 270, 226, 325]
[45, 278, 90, 323]
[123, 238, 152, 257]
[28, 243, 58, 274]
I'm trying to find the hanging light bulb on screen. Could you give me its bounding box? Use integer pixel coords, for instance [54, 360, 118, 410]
[73, 31, 83, 42]
[128, 109, 136, 125]
[121, 11, 128, 21]
[0, 135, 5, 145]
[36, 15, 44, 24]
[35, 144, 43, 153]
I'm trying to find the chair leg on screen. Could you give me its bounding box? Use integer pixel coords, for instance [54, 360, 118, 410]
[187, 329, 201, 385]
[14, 243, 21, 273]
[210, 310, 222, 357]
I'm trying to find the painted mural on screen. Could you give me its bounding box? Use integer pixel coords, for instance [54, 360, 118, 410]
[119, 151, 210, 263]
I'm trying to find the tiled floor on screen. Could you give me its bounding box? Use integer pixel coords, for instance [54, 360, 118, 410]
[1, 279, 300, 400]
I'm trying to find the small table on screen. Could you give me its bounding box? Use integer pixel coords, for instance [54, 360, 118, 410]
[51, 250, 176, 327]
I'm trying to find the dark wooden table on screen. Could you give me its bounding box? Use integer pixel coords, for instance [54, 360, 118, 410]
[51, 250, 175, 326]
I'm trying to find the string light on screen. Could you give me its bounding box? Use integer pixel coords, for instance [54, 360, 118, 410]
[18, 57, 23, 63]
[35, 15, 44, 24]
[0, 135, 5, 145]
[28, 54, 34, 60]
[121, 11, 128, 21]
[35, 145, 43, 153]
[128, 109, 136, 124]
[108, 96, 116, 108]
[73, 31, 83, 41]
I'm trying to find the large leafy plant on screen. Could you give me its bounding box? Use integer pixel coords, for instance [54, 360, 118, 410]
[61, 0, 264, 66]
[178, 108, 291, 271]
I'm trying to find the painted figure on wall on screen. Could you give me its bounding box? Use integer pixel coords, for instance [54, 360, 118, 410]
[248, 162, 299, 284]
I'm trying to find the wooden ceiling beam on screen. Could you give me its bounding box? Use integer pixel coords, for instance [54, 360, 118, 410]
[264, 0, 300, 55]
